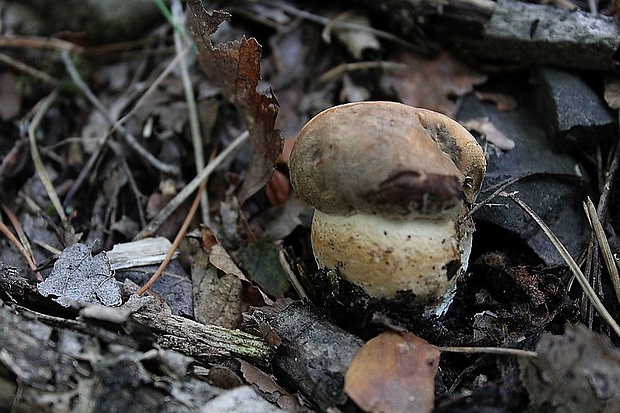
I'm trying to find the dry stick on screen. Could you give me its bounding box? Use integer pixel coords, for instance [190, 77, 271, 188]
[137, 182, 206, 295]
[504, 191, 620, 338]
[134, 130, 250, 240]
[60, 50, 179, 176]
[0, 220, 37, 274]
[584, 197, 620, 304]
[172, 0, 210, 226]
[584, 124, 620, 325]
[439, 346, 537, 358]
[0, 35, 82, 52]
[0, 52, 60, 86]
[116, 47, 189, 126]
[0, 204, 36, 267]
[27, 90, 67, 222]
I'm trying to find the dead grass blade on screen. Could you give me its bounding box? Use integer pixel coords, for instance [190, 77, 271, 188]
[584, 196, 620, 304]
[172, 0, 209, 225]
[503, 191, 620, 338]
[27, 90, 67, 222]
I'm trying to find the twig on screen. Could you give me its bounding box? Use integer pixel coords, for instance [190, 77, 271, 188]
[464, 171, 583, 222]
[134, 130, 250, 240]
[172, 0, 210, 226]
[0, 35, 82, 52]
[27, 90, 67, 222]
[439, 346, 537, 358]
[60, 50, 180, 176]
[0, 204, 36, 267]
[116, 47, 189, 126]
[584, 197, 620, 304]
[137, 182, 206, 295]
[504, 191, 620, 338]
[0, 52, 60, 86]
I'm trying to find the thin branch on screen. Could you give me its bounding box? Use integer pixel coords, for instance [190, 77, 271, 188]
[60, 50, 180, 176]
[584, 197, 620, 304]
[0, 204, 36, 267]
[137, 182, 206, 295]
[439, 346, 537, 358]
[0, 220, 38, 275]
[261, 0, 430, 54]
[172, 0, 210, 226]
[0, 52, 60, 86]
[134, 130, 250, 240]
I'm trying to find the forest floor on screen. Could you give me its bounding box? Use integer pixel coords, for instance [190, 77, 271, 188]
[1, 0, 620, 412]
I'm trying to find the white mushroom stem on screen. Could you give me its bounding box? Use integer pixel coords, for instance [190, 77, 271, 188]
[311, 210, 473, 315]
[289, 102, 486, 316]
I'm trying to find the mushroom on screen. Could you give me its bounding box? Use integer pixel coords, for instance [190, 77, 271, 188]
[289, 101, 486, 316]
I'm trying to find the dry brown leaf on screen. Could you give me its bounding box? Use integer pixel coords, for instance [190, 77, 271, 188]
[344, 331, 439, 413]
[186, 2, 283, 203]
[383, 51, 487, 117]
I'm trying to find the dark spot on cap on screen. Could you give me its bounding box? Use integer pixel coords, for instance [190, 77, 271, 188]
[362, 171, 461, 215]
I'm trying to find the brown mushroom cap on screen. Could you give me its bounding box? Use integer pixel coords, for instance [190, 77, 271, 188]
[289, 101, 486, 218]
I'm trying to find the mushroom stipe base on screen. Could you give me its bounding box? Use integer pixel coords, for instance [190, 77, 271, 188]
[307, 267, 466, 341]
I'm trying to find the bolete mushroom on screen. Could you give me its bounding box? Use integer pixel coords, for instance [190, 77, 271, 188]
[289, 101, 486, 316]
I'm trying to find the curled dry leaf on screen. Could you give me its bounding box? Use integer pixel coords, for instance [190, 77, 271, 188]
[463, 117, 516, 150]
[186, 1, 283, 203]
[344, 331, 439, 413]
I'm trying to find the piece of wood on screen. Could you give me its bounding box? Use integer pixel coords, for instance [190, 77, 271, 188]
[251, 301, 364, 411]
[0, 297, 223, 411]
[133, 310, 273, 366]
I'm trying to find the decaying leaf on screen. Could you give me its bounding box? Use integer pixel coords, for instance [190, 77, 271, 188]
[520, 324, 620, 413]
[186, 1, 283, 203]
[236, 238, 291, 298]
[344, 331, 439, 413]
[238, 359, 304, 411]
[463, 117, 516, 150]
[383, 51, 487, 117]
[37, 243, 121, 307]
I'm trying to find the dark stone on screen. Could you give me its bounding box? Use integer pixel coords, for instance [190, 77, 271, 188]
[534, 67, 617, 148]
[458, 94, 589, 265]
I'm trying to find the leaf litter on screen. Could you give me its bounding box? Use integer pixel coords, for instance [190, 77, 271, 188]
[0, 1, 619, 412]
